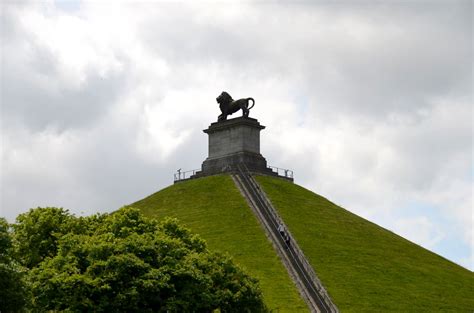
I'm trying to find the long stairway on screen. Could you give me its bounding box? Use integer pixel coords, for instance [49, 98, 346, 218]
[232, 164, 338, 313]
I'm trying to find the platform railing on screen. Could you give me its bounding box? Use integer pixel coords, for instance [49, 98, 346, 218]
[174, 165, 293, 182]
[174, 169, 199, 182]
[269, 165, 294, 179]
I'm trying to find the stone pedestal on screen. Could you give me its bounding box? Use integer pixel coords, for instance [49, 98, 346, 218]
[193, 117, 274, 177]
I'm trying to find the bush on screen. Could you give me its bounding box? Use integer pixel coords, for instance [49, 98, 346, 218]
[13, 207, 267, 312]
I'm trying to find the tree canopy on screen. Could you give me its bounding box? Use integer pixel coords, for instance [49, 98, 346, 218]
[0, 217, 26, 312]
[2, 207, 267, 313]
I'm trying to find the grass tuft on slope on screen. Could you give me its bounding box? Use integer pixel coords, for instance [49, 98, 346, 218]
[132, 175, 308, 313]
[255, 175, 474, 313]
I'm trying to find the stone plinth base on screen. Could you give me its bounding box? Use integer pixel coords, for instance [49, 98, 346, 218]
[191, 117, 277, 178]
[206, 117, 264, 158]
[193, 152, 273, 177]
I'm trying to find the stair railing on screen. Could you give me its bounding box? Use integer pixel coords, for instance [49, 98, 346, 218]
[235, 163, 337, 313]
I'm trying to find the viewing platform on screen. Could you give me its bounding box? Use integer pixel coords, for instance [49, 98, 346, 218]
[174, 116, 293, 183]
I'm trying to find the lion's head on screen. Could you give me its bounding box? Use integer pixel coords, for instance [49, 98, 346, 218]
[216, 91, 233, 106]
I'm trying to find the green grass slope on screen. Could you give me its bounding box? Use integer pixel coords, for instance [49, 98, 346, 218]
[132, 175, 308, 313]
[255, 175, 474, 313]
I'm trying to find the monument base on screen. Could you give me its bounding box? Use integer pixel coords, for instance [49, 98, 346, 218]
[190, 117, 289, 180]
[193, 151, 274, 178]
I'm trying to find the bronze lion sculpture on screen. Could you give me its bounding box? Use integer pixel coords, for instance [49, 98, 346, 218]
[216, 91, 255, 122]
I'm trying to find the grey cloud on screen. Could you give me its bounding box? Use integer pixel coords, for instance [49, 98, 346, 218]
[1, 120, 206, 221]
[136, 1, 471, 121]
[1, 1, 472, 268]
[2, 17, 127, 132]
[3, 69, 127, 132]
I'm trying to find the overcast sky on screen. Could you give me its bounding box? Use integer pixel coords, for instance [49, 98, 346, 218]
[1, 0, 472, 270]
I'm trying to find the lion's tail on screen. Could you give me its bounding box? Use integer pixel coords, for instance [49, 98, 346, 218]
[247, 98, 255, 110]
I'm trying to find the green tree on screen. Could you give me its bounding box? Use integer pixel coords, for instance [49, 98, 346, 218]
[12, 207, 76, 268]
[24, 207, 267, 312]
[0, 217, 26, 312]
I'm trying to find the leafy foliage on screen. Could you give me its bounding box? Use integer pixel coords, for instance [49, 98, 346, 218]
[12, 207, 76, 268]
[0, 218, 26, 313]
[12, 207, 267, 312]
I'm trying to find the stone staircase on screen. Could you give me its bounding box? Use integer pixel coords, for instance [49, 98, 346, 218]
[232, 163, 338, 313]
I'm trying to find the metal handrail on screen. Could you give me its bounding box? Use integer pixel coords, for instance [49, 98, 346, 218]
[174, 168, 199, 182]
[249, 175, 333, 305]
[236, 163, 337, 312]
[269, 165, 294, 179]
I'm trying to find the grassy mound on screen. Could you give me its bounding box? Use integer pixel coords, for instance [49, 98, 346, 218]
[255, 175, 474, 313]
[132, 175, 308, 313]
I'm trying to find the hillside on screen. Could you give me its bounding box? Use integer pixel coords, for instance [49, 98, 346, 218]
[132, 175, 308, 313]
[132, 174, 473, 312]
[255, 175, 474, 312]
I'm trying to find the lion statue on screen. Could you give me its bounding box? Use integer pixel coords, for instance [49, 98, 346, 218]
[216, 91, 255, 122]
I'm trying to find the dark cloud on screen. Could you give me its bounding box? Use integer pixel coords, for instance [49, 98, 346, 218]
[2, 6, 129, 132]
[135, 1, 471, 121]
[1, 1, 472, 268]
[3, 70, 127, 132]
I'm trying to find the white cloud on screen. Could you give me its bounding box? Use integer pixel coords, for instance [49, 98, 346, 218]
[1, 0, 472, 269]
[459, 252, 474, 271]
[394, 216, 445, 248]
